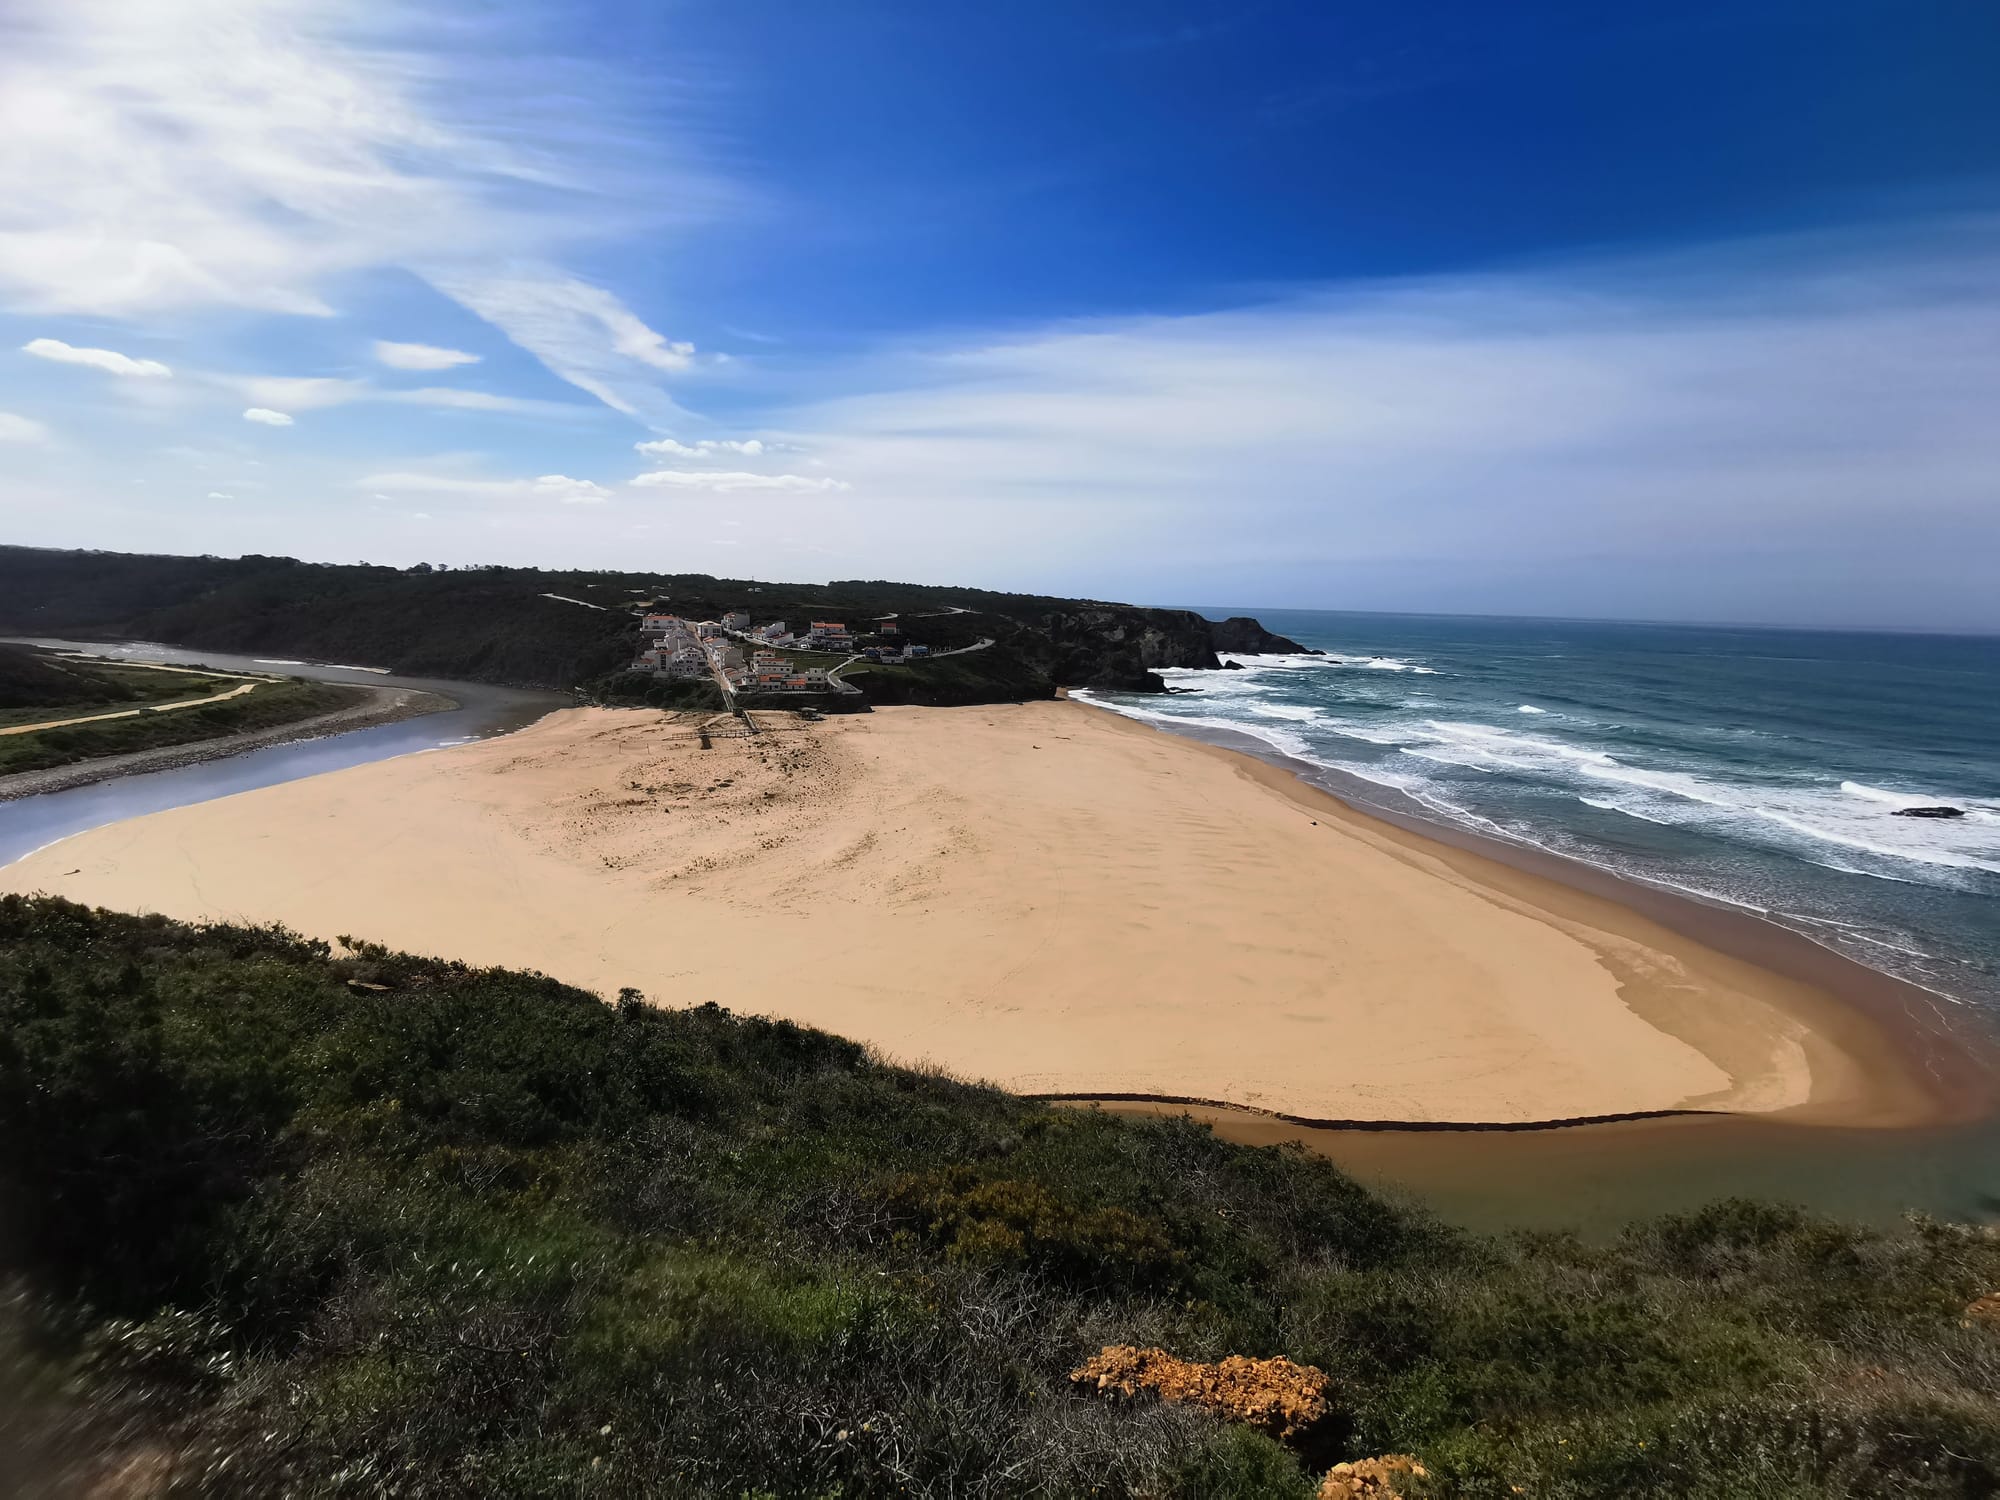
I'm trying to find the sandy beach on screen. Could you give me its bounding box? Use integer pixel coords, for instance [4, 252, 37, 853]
[0, 701, 1945, 1125]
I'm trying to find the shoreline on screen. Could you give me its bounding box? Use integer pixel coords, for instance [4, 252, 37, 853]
[1074, 705, 1981, 1130]
[0, 684, 458, 803]
[0, 699, 1977, 1135]
[1080, 701, 1995, 1126]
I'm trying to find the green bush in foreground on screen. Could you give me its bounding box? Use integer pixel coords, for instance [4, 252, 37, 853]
[2, 894, 1998, 1497]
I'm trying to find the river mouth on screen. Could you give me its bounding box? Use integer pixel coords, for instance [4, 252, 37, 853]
[0, 638, 563, 868]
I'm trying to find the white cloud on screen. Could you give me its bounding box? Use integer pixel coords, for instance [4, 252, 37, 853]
[630, 468, 850, 494]
[0, 411, 50, 442]
[235, 375, 369, 411]
[0, 0, 727, 416]
[763, 224, 2000, 628]
[391, 386, 579, 415]
[634, 437, 765, 458]
[374, 339, 479, 371]
[243, 407, 294, 426]
[427, 269, 699, 423]
[206, 490, 234, 499]
[22, 337, 170, 377]
[219, 372, 579, 417]
[362, 470, 611, 504]
[531, 474, 611, 504]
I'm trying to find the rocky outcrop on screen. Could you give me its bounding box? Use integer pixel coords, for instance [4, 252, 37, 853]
[1036, 606, 1220, 691]
[1319, 1455, 1428, 1499]
[1028, 606, 1319, 690]
[1893, 806, 1965, 819]
[1069, 1344, 1332, 1444]
[1207, 616, 1320, 656]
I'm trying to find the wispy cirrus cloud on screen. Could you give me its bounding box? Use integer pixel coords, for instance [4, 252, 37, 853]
[22, 337, 171, 377]
[374, 340, 480, 371]
[0, 411, 50, 442]
[764, 223, 2000, 628]
[242, 407, 293, 426]
[426, 271, 703, 425]
[363, 470, 612, 504]
[0, 0, 723, 420]
[224, 372, 583, 418]
[630, 468, 849, 494]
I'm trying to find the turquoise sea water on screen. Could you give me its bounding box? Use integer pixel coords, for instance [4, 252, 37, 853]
[1081, 611, 2000, 1015]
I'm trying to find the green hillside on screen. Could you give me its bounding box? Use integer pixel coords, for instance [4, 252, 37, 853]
[0, 545, 1308, 700]
[4, 896, 1997, 1497]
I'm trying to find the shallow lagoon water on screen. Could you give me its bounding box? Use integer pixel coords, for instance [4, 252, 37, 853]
[0, 639, 561, 868]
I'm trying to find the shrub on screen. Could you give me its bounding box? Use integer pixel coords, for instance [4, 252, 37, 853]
[2, 897, 1998, 1496]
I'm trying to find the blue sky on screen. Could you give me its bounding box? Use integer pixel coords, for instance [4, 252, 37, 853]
[1, 0, 1997, 628]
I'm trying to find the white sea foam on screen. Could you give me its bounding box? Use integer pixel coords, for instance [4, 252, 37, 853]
[1322, 653, 1438, 673]
[1844, 780, 1921, 807]
[1401, 747, 1499, 773]
[1517, 704, 1547, 713]
[254, 658, 307, 666]
[1840, 780, 1998, 821]
[1081, 680, 2000, 891]
[1579, 795, 1671, 825]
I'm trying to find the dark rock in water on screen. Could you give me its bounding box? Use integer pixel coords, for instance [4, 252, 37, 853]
[1893, 805, 1965, 819]
[1207, 616, 1322, 656]
[1220, 659, 1245, 670]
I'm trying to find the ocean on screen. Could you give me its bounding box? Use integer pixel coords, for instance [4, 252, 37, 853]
[1078, 610, 2000, 1016]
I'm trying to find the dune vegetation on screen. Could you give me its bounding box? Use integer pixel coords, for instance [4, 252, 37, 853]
[3, 895, 1999, 1497]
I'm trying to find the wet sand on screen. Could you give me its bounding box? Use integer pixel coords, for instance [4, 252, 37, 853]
[0, 701, 1963, 1128]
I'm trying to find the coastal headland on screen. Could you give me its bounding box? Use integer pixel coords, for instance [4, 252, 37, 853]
[0, 700, 1957, 1128]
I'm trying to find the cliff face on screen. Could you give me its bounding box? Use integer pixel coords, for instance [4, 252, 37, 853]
[1033, 607, 1324, 691]
[1036, 606, 1222, 692]
[1208, 616, 1319, 656]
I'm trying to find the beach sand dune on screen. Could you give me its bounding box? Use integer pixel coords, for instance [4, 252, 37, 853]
[0, 703, 1925, 1125]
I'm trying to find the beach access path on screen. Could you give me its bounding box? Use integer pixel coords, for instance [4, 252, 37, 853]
[0, 700, 1932, 1128]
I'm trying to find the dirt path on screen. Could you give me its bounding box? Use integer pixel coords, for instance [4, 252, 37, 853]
[0, 685, 456, 802]
[0, 679, 261, 737]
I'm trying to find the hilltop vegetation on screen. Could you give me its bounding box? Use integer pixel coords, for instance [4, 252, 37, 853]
[0, 644, 369, 779]
[0, 545, 1309, 700]
[0, 676, 366, 778]
[0, 643, 116, 711]
[4, 896, 1998, 1497]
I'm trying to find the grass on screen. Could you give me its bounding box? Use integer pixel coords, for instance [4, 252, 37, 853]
[2, 895, 1998, 1497]
[0, 676, 368, 776]
[837, 644, 1054, 706]
[0, 654, 235, 727]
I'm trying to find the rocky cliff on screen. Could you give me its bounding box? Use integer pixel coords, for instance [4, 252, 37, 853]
[1034, 606, 1224, 691]
[1208, 616, 1319, 655]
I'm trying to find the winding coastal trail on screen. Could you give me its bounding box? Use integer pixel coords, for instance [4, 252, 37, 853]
[0, 678, 260, 736]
